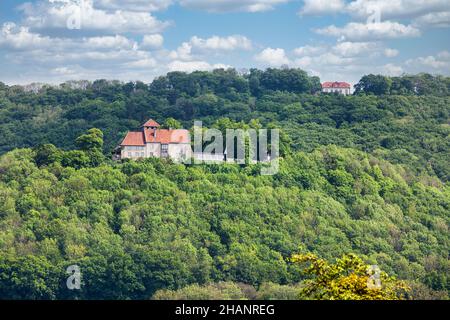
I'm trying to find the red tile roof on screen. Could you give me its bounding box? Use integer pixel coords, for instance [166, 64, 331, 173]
[143, 128, 190, 144]
[121, 132, 145, 146]
[121, 128, 190, 146]
[141, 119, 160, 127]
[121, 118, 190, 146]
[322, 82, 351, 89]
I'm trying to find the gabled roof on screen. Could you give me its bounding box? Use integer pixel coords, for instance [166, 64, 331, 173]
[121, 132, 145, 146]
[121, 118, 190, 146]
[322, 82, 351, 89]
[141, 119, 160, 127]
[121, 128, 190, 146]
[143, 128, 190, 144]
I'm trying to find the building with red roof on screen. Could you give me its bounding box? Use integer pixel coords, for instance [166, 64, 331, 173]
[322, 82, 352, 95]
[116, 119, 191, 161]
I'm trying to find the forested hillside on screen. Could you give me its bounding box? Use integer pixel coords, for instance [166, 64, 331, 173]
[1, 70, 448, 181]
[0, 69, 448, 299]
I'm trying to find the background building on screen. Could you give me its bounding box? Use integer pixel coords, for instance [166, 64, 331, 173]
[322, 82, 352, 95]
[117, 119, 191, 161]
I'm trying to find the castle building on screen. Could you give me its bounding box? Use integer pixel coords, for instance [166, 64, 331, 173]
[322, 82, 352, 95]
[116, 119, 191, 161]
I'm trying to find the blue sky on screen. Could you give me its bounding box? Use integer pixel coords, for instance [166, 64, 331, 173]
[0, 0, 449, 85]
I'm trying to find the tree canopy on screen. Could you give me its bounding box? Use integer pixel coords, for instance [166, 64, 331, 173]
[0, 68, 448, 300]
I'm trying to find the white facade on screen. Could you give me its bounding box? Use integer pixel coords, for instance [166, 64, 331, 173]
[121, 143, 191, 161]
[167, 143, 192, 162]
[121, 146, 146, 159]
[322, 87, 351, 95]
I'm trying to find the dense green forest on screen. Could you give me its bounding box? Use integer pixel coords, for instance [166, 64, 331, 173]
[0, 69, 449, 299]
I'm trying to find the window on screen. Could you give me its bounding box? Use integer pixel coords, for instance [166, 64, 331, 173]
[127, 146, 144, 151]
[141, 152, 145, 157]
[127, 152, 132, 157]
[161, 144, 169, 157]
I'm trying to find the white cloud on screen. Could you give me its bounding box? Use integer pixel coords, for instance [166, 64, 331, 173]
[84, 35, 137, 50]
[0, 22, 52, 50]
[169, 42, 194, 61]
[178, 0, 289, 13]
[0, 24, 140, 53]
[124, 58, 158, 68]
[169, 35, 252, 62]
[190, 35, 252, 51]
[384, 48, 399, 58]
[95, 0, 174, 12]
[299, 0, 345, 15]
[294, 56, 313, 68]
[0, 18, 237, 84]
[19, 0, 170, 34]
[382, 63, 403, 76]
[293, 45, 325, 56]
[51, 66, 76, 76]
[413, 11, 450, 28]
[292, 52, 361, 83]
[406, 52, 450, 70]
[254, 48, 290, 66]
[168, 60, 230, 72]
[332, 41, 377, 57]
[346, 0, 450, 21]
[141, 34, 164, 49]
[320, 52, 354, 66]
[438, 51, 450, 60]
[0, 21, 166, 82]
[316, 21, 421, 41]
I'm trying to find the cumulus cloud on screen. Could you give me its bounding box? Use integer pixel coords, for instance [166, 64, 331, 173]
[178, 0, 289, 13]
[42, 0, 291, 14]
[95, 0, 174, 12]
[19, 0, 170, 34]
[293, 45, 326, 56]
[0, 22, 52, 50]
[254, 48, 290, 66]
[84, 35, 138, 50]
[124, 58, 158, 68]
[413, 11, 450, 28]
[0, 20, 168, 83]
[141, 34, 164, 49]
[316, 21, 421, 41]
[438, 51, 450, 60]
[189, 35, 252, 51]
[346, 0, 450, 21]
[381, 63, 403, 76]
[332, 41, 378, 57]
[169, 35, 252, 62]
[167, 60, 230, 72]
[293, 41, 397, 64]
[384, 48, 399, 58]
[0, 24, 139, 53]
[299, 0, 346, 15]
[406, 51, 450, 70]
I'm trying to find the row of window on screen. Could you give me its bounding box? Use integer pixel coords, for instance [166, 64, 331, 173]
[126, 146, 145, 151]
[125, 145, 169, 158]
[128, 152, 145, 157]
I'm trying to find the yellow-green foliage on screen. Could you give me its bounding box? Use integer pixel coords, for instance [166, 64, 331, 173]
[291, 253, 410, 300]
